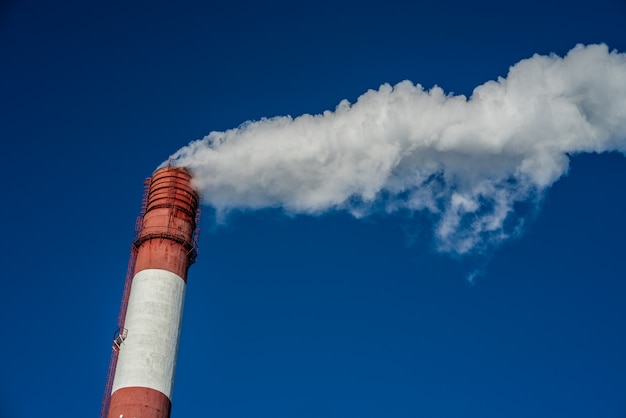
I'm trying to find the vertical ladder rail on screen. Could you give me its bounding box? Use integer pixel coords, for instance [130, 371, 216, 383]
[99, 247, 137, 418]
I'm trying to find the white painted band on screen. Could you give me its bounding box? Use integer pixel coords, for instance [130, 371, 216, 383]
[111, 268, 186, 399]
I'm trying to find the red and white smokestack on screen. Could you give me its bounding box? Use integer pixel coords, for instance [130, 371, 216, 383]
[107, 166, 200, 418]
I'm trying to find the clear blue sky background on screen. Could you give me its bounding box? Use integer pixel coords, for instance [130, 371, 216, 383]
[2, 1, 626, 417]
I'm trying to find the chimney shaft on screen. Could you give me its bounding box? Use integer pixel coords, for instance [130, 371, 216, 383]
[107, 166, 200, 418]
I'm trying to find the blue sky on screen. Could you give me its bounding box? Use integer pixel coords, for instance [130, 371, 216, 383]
[2, 1, 626, 417]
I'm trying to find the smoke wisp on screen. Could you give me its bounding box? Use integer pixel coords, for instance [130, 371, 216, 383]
[168, 44, 626, 254]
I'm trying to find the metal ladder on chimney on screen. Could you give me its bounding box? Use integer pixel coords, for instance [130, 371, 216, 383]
[99, 178, 150, 418]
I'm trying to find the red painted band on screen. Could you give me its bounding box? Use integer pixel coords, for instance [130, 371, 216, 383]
[134, 240, 191, 281]
[108, 386, 171, 418]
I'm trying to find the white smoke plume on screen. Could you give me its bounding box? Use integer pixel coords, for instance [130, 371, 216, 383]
[168, 44, 626, 254]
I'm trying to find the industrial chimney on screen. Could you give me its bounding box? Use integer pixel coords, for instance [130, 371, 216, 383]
[101, 166, 200, 418]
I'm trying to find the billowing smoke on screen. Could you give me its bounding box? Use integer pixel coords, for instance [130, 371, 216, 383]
[168, 44, 626, 254]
